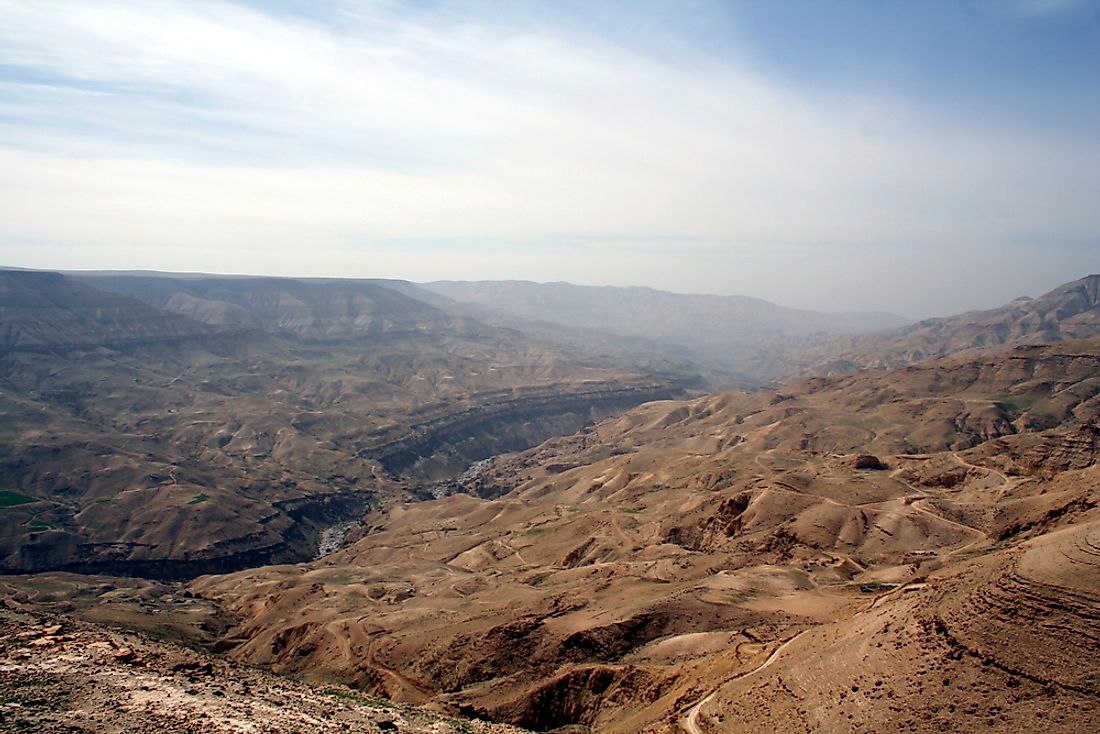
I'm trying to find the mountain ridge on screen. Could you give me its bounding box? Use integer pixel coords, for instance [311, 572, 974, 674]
[0, 271, 677, 578]
[792, 273, 1100, 376]
[419, 279, 911, 387]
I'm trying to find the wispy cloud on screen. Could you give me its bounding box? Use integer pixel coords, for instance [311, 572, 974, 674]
[0, 0, 1096, 315]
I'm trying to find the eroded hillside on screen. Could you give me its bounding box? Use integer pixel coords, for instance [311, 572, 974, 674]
[793, 274, 1100, 376]
[191, 340, 1100, 732]
[0, 271, 677, 577]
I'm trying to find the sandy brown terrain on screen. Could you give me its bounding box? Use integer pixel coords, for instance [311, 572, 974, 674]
[694, 516, 1100, 733]
[0, 609, 530, 734]
[5, 272, 1100, 733]
[189, 340, 1100, 732]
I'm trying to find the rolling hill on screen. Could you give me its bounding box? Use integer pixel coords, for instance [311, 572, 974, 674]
[4, 269, 1099, 734]
[191, 338, 1100, 732]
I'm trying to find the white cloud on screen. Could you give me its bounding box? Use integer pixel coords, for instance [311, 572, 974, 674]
[0, 0, 1097, 316]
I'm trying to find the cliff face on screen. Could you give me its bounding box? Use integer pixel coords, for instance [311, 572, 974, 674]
[363, 380, 681, 478]
[75, 274, 466, 341]
[0, 270, 217, 350]
[0, 271, 676, 578]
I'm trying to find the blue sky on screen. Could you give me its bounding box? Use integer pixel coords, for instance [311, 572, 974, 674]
[0, 0, 1097, 317]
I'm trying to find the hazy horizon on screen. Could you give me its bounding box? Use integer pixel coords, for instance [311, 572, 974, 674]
[7, 263, 1096, 322]
[1, 0, 1097, 318]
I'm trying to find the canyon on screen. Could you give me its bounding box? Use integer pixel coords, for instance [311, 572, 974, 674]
[2, 270, 1099, 732]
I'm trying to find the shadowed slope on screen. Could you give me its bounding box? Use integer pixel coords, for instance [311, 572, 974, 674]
[0, 272, 676, 577]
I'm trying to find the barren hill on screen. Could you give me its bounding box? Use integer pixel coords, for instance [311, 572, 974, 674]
[74, 273, 471, 341]
[0, 609, 529, 734]
[192, 339, 1100, 733]
[795, 274, 1100, 376]
[0, 271, 676, 578]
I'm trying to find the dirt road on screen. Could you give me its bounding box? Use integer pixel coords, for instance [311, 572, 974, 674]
[680, 632, 804, 734]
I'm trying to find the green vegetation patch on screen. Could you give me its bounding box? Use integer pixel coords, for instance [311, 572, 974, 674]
[187, 493, 210, 505]
[0, 491, 36, 508]
[25, 519, 55, 533]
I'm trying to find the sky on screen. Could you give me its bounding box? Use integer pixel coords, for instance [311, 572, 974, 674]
[0, 0, 1097, 318]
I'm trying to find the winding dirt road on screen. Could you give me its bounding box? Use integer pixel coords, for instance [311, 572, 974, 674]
[679, 632, 804, 734]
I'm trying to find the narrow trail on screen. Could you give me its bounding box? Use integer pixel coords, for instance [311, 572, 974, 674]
[363, 637, 431, 702]
[907, 499, 986, 538]
[889, 467, 991, 559]
[868, 581, 928, 610]
[679, 632, 804, 734]
[951, 451, 1028, 496]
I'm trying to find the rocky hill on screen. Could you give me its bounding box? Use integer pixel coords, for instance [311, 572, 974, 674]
[0, 609, 529, 734]
[794, 274, 1100, 376]
[0, 271, 676, 578]
[190, 339, 1100, 732]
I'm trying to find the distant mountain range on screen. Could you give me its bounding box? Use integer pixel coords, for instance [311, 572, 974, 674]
[792, 274, 1100, 376]
[418, 280, 910, 387]
[41, 270, 1100, 389]
[70, 272, 915, 389]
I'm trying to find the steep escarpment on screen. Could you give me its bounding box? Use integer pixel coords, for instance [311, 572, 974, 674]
[0, 270, 223, 351]
[362, 380, 681, 478]
[76, 273, 472, 341]
[13, 490, 376, 581]
[0, 271, 675, 579]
